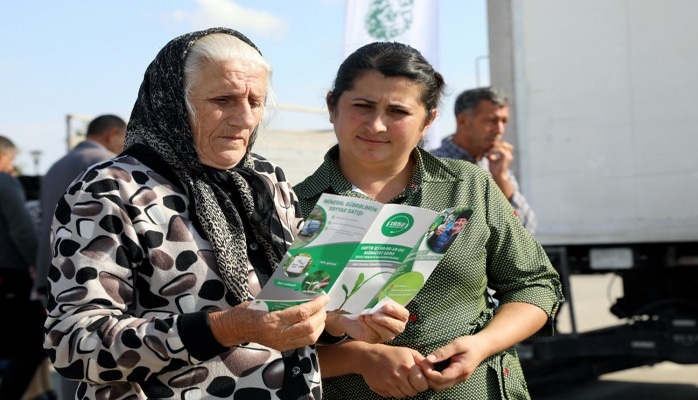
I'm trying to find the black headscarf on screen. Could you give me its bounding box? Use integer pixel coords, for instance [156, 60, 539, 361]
[124, 28, 286, 304]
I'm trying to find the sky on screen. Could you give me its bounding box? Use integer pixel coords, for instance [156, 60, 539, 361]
[0, 0, 489, 175]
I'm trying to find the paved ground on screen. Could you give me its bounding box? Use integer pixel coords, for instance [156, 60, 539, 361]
[534, 366, 698, 400]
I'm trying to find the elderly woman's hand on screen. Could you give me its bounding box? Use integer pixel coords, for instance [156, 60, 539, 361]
[209, 294, 330, 352]
[325, 299, 409, 343]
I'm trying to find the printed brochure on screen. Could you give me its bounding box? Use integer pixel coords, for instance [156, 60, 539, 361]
[250, 193, 471, 316]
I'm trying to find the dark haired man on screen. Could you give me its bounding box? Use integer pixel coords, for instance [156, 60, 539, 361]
[431, 87, 537, 233]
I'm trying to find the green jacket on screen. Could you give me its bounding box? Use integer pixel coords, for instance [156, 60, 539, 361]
[294, 146, 564, 400]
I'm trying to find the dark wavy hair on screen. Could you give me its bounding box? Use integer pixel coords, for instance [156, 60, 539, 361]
[327, 41, 446, 125]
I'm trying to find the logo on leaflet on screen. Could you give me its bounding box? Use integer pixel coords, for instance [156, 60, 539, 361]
[381, 213, 414, 237]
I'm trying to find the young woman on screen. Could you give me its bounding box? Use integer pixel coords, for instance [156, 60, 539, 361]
[294, 42, 564, 399]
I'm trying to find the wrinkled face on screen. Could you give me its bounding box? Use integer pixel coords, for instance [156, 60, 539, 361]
[329, 71, 435, 172]
[187, 58, 267, 169]
[0, 148, 16, 174]
[450, 217, 467, 234]
[459, 100, 509, 158]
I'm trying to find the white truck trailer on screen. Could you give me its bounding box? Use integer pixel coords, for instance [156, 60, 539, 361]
[487, 0, 698, 388]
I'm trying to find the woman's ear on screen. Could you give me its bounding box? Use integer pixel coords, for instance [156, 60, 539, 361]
[421, 109, 438, 137]
[427, 109, 438, 127]
[326, 91, 335, 124]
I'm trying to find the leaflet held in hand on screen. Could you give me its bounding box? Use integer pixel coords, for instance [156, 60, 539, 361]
[250, 193, 457, 316]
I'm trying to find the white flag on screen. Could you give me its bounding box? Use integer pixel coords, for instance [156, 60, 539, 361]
[343, 0, 441, 149]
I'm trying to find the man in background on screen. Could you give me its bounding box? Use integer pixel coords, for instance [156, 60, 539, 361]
[33, 114, 126, 400]
[430, 87, 537, 234]
[0, 135, 43, 399]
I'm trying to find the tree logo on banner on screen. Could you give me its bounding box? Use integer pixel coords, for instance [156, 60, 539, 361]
[365, 0, 414, 40]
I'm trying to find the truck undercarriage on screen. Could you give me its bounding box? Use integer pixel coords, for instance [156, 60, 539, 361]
[519, 242, 698, 392]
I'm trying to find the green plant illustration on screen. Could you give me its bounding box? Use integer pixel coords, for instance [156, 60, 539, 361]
[301, 270, 330, 294]
[338, 270, 392, 310]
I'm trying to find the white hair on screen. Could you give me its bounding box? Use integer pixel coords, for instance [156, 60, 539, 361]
[183, 33, 277, 137]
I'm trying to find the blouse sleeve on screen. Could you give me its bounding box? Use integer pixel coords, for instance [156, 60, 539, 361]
[43, 166, 222, 384]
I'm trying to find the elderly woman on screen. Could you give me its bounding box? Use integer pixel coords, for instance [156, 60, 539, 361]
[43, 28, 406, 400]
[293, 42, 564, 399]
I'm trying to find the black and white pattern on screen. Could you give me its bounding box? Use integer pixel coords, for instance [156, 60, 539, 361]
[44, 28, 319, 399]
[44, 154, 318, 399]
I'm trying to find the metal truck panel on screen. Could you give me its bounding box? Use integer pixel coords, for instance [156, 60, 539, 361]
[492, 0, 698, 245]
